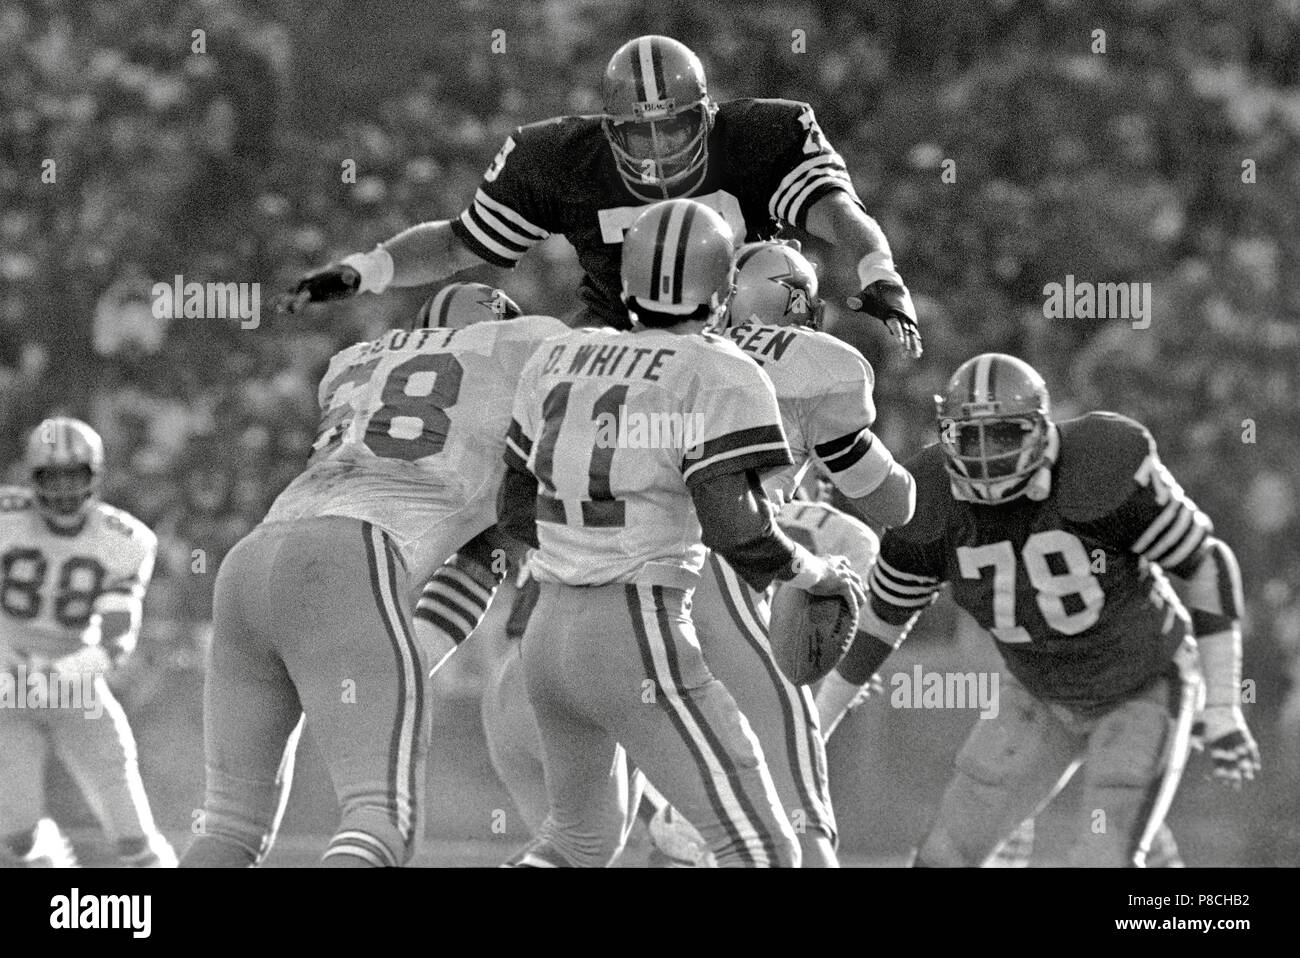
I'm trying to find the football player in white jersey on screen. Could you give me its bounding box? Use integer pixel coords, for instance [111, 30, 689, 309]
[686, 240, 911, 865]
[180, 283, 567, 868]
[475, 239, 908, 866]
[499, 199, 865, 868]
[0, 418, 173, 868]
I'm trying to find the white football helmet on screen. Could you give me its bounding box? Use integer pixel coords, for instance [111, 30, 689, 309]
[26, 417, 104, 525]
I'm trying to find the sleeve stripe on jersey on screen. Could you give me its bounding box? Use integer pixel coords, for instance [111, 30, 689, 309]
[770, 154, 846, 217]
[816, 429, 873, 472]
[458, 207, 531, 264]
[770, 154, 855, 223]
[1131, 490, 1192, 553]
[473, 189, 549, 241]
[787, 168, 859, 227]
[682, 425, 790, 484]
[869, 572, 938, 609]
[684, 446, 793, 487]
[1136, 496, 1211, 568]
[875, 554, 940, 585]
[1153, 512, 1211, 570]
[470, 200, 540, 250]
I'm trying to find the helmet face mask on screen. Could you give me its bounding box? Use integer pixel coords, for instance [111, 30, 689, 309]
[935, 354, 1052, 506]
[25, 417, 105, 527]
[33, 465, 98, 521]
[601, 36, 715, 201]
[940, 416, 1049, 503]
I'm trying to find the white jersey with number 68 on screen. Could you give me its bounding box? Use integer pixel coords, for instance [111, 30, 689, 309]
[266, 315, 568, 578]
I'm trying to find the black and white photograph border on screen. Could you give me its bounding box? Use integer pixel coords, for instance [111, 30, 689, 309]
[0, 0, 1296, 938]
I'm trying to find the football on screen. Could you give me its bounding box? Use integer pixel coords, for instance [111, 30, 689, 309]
[769, 584, 859, 686]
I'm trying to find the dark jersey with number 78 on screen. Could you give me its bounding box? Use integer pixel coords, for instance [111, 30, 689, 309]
[868, 413, 1214, 714]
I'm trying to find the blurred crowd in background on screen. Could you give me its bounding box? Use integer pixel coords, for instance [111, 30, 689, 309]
[2, 0, 1298, 857]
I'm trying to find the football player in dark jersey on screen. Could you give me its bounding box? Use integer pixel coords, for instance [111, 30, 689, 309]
[816, 353, 1260, 867]
[284, 34, 921, 357]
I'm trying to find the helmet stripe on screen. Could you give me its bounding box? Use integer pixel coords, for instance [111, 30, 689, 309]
[987, 354, 1000, 403]
[435, 288, 456, 328]
[973, 354, 993, 404]
[649, 37, 667, 103]
[648, 206, 673, 301]
[670, 201, 697, 305]
[637, 37, 657, 102]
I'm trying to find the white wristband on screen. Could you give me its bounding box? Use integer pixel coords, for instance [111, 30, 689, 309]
[341, 246, 395, 295]
[856, 250, 903, 290]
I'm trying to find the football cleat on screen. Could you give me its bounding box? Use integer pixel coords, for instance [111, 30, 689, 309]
[620, 199, 735, 326]
[720, 241, 825, 331]
[26, 417, 104, 528]
[935, 354, 1053, 505]
[415, 282, 523, 330]
[601, 36, 716, 201]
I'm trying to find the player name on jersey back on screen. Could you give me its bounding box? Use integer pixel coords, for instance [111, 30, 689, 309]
[507, 328, 791, 587]
[265, 315, 568, 556]
[718, 320, 879, 504]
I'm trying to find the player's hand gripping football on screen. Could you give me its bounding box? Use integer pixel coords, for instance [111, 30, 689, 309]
[1191, 705, 1261, 789]
[275, 263, 361, 314]
[801, 553, 868, 614]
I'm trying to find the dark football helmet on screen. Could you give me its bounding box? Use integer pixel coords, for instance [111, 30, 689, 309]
[601, 36, 716, 202]
[935, 354, 1052, 505]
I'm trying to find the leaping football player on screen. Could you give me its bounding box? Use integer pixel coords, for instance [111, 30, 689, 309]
[0, 418, 173, 868]
[180, 283, 567, 867]
[284, 35, 922, 358]
[816, 353, 1260, 866]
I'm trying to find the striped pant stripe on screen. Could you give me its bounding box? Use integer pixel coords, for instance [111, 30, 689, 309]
[709, 555, 824, 829]
[361, 522, 422, 851]
[650, 586, 785, 866]
[624, 585, 765, 865]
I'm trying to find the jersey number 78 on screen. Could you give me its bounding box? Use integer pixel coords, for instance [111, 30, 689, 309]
[957, 530, 1105, 643]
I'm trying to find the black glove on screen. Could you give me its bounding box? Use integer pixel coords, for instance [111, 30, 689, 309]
[847, 279, 922, 358]
[275, 263, 360, 314]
